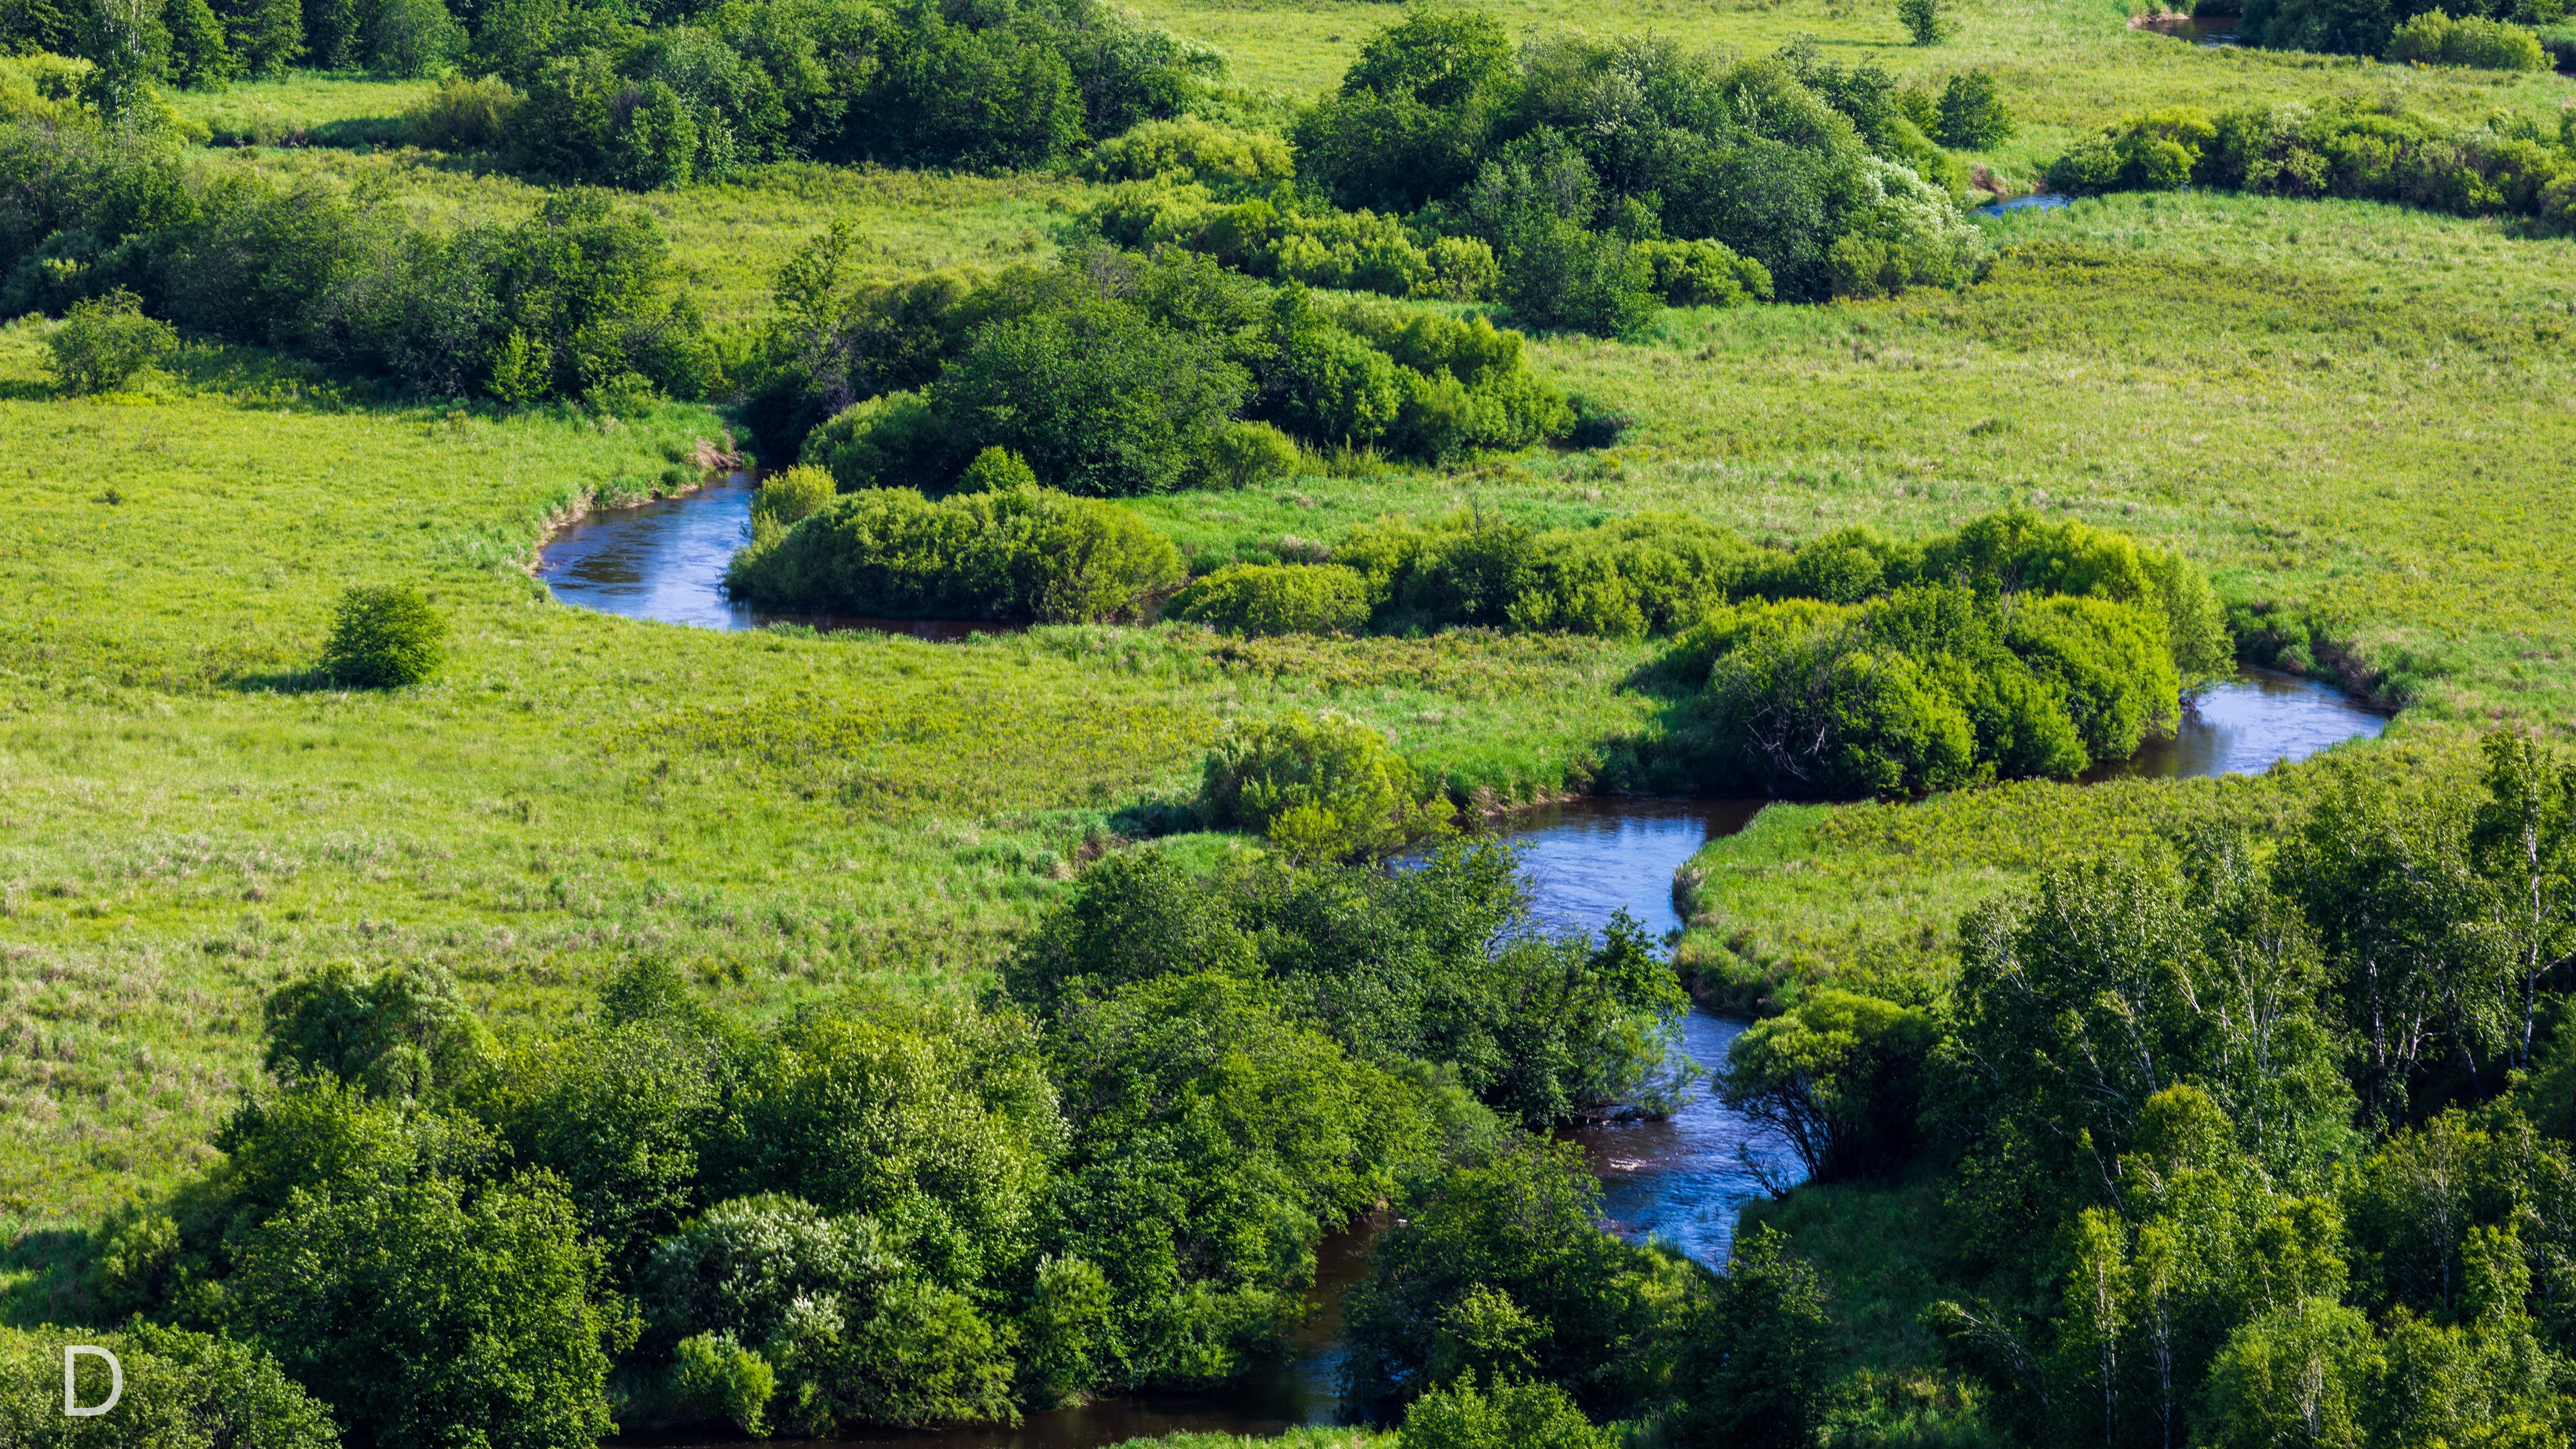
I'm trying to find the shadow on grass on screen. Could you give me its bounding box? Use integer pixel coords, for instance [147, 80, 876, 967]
[0, 1223, 94, 1330]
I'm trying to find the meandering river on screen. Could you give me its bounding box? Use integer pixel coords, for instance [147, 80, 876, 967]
[573, 476, 2389, 1449]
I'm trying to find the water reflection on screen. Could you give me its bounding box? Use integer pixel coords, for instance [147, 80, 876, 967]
[2086, 667, 2388, 783]
[534, 473, 1015, 640]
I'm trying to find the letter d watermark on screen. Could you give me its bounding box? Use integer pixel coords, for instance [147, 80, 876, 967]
[64, 1346, 121, 1417]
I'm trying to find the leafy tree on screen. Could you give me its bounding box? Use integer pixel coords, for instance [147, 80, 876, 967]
[1935, 70, 2015, 148]
[1897, 0, 1947, 44]
[1293, 7, 1520, 212]
[1718, 988, 1937, 1181]
[319, 583, 448, 687]
[670, 1331, 774, 1438]
[2199, 1297, 2379, 1449]
[263, 959, 487, 1098]
[1340, 1138, 1673, 1416]
[1665, 1225, 1834, 1449]
[2470, 730, 2576, 1068]
[233, 1170, 629, 1449]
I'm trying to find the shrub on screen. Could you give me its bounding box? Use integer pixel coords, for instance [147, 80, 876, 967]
[407, 74, 525, 150]
[1497, 216, 1660, 338]
[724, 485, 1183, 623]
[1898, 0, 1947, 44]
[1169, 562, 1374, 636]
[320, 583, 449, 688]
[1199, 710, 1451, 861]
[1934, 70, 2015, 148]
[1637, 239, 1773, 306]
[1085, 116, 1296, 188]
[955, 446, 1039, 494]
[1202, 420, 1303, 489]
[0, 1321, 340, 1448]
[1717, 989, 1939, 1181]
[263, 959, 488, 1099]
[46, 288, 175, 394]
[749, 465, 835, 530]
[802, 391, 961, 493]
[672, 1332, 775, 1438]
[1400, 1374, 1609, 1449]
[2386, 10, 2549, 68]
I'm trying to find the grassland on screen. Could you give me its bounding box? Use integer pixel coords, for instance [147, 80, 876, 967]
[7, 0, 2576, 1274]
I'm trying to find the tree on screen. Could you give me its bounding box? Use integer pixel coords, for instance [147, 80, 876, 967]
[1667, 1224, 1834, 1449]
[2469, 730, 2576, 1069]
[1718, 988, 1937, 1181]
[76, 0, 169, 121]
[1897, 0, 1947, 45]
[263, 959, 487, 1097]
[0, 1321, 340, 1449]
[233, 1172, 629, 1449]
[1399, 1373, 1608, 1449]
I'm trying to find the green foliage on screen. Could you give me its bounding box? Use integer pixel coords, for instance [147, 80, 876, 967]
[318, 582, 448, 688]
[1665, 1225, 1835, 1449]
[1168, 562, 1374, 637]
[1084, 116, 1295, 189]
[1201, 419, 1301, 490]
[956, 445, 1039, 495]
[1718, 988, 1937, 1181]
[1933, 70, 2014, 149]
[1200, 709, 1450, 861]
[0, 1322, 338, 1448]
[1397, 1373, 1607, 1449]
[232, 1170, 627, 1449]
[2387, 10, 2550, 67]
[46, 287, 174, 394]
[671, 1331, 774, 1438]
[724, 484, 1183, 622]
[406, 73, 525, 150]
[1897, 0, 1947, 45]
[262, 959, 487, 1099]
[1636, 238, 1774, 307]
[747, 463, 833, 529]
[1340, 1137, 1675, 1415]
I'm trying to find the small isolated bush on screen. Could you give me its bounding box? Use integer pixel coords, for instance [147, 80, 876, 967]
[1168, 562, 1373, 637]
[1399, 1373, 1608, 1449]
[2386, 10, 2548, 68]
[750, 465, 835, 530]
[48, 288, 175, 395]
[407, 74, 525, 150]
[1934, 70, 2015, 148]
[321, 584, 449, 688]
[725, 486, 1182, 622]
[1202, 420, 1303, 489]
[672, 1331, 775, 1438]
[1199, 710, 1451, 862]
[1897, 0, 1948, 44]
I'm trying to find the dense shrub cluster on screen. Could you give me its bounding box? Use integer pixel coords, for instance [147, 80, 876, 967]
[1197, 709, 1452, 860]
[2048, 97, 2576, 222]
[73, 834, 1709, 1440]
[723, 483, 1182, 621]
[0, 121, 712, 403]
[1286, 18, 1985, 312]
[749, 239, 1573, 490]
[2243, 0, 2559, 62]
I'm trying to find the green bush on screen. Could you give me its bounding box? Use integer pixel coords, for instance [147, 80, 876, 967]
[1717, 989, 1939, 1181]
[1898, 0, 1948, 44]
[1636, 239, 1774, 306]
[749, 465, 835, 530]
[724, 485, 1183, 623]
[320, 583, 449, 689]
[1199, 710, 1451, 862]
[672, 1332, 775, 1438]
[1083, 116, 1296, 188]
[2385, 10, 2549, 68]
[1201, 420, 1303, 490]
[956, 446, 1040, 494]
[406, 73, 525, 150]
[1168, 563, 1374, 637]
[46, 288, 175, 395]
[1934, 70, 2015, 148]
[802, 391, 959, 493]
[0, 1322, 339, 1449]
[1399, 1374, 1608, 1449]
[262, 959, 489, 1099]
